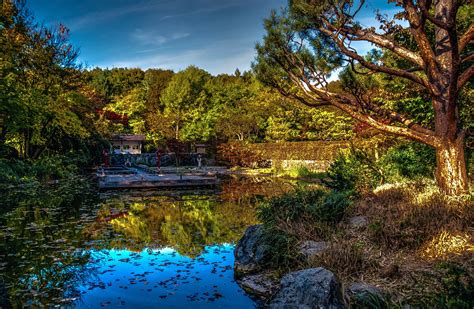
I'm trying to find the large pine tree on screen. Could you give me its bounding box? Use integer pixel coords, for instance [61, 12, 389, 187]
[254, 0, 473, 195]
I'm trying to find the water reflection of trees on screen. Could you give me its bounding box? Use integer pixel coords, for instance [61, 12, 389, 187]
[0, 180, 99, 307]
[219, 176, 298, 203]
[0, 176, 294, 306]
[89, 194, 259, 257]
[87, 177, 298, 256]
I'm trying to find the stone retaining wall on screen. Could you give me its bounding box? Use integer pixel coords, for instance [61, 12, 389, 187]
[271, 159, 333, 172]
[249, 141, 348, 161]
[217, 141, 348, 171]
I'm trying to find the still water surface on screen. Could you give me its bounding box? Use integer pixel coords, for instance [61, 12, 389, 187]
[0, 176, 299, 308]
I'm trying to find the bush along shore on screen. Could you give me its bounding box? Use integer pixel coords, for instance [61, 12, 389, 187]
[233, 148, 473, 308]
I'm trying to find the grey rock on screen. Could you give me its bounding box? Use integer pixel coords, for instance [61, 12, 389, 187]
[267, 268, 345, 309]
[299, 241, 328, 261]
[238, 272, 280, 299]
[234, 225, 269, 277]
[346, 282, 383, 299]
[349, 216, 368, 228]
[346, 282, 385, 307]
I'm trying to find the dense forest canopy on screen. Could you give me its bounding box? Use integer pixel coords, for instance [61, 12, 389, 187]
[0, 0, 355, 164]
[1, 0, 472, 196]
[87, 66, 354, 145]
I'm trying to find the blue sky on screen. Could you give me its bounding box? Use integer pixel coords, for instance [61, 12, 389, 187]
[28, 0, 399, 75]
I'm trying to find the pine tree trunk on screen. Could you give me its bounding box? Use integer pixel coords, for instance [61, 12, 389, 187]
[434, 135, 469, 196]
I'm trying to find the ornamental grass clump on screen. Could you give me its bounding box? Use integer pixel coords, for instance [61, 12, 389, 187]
[367, 180, 473, 251]
[257, 188, 351, 270]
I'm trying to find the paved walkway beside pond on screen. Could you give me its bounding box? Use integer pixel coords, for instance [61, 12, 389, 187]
[98, 167, 219, 189]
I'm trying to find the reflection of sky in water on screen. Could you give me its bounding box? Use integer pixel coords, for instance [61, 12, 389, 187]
[76, 245, 255, 308]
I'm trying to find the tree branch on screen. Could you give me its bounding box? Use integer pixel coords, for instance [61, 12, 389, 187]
[397, 0, 437, 71]
[458, 65, 474, 89]
[459, 23, 474, 52]
[418, 0, 452, 30]
[283, 64, 437, 144]
[461, 51, 474, 63]
[329, 98, 439, 147]
[319, 25, 430, 89]
[339, 26, 424, 67]
[300, 84, 439, 146]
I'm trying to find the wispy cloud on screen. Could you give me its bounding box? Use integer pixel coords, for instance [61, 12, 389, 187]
[66, 1, 171, 30]
[100, 43, 256, 75]
[108, 48, 208, 70]
[131, 29, 190, 47]
[160, 2, 241, 20]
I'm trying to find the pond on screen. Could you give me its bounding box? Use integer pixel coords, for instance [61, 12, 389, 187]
[0, 176, 304, 308]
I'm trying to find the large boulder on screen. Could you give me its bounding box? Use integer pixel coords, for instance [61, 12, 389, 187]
[234, 225, 269, 277]
[267, 268, 345, 309]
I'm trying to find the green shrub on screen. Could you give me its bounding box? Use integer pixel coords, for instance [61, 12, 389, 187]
[258, 189, 350, 226]
[0, 155, 78, 185]
[31, 155, 78, 181]
[257, 188, 351, 269]
[325, 148, 383, 194]
[0, 159, 31, 184]
[285, 165, 326, 179]
[379, 142, 435, 181]
[258, 189, 327, 225]
[289, 165, 311, 178]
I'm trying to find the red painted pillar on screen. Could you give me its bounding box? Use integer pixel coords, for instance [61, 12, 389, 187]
[102, 149, 109, 168]
[156, 148, 162, 173]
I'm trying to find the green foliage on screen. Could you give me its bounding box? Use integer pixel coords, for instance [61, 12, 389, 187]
[458, 83, 474, 151]
[379, 142, 436, 181]
[0, 159, 28, 183]
[159, 66, 211, 141]
[325, 148, 383, 194]
[86, 63, 354, 144]
[257, 188, 351, 268]
[0, 155, 78, 184]
[87, 67, 145, 98]
[306, 108, 354, 141]
[326, 141, 437, 194]
[279, 165, 325, 179]
[266, 114, 301, 141]
[0, 1, 102, 161]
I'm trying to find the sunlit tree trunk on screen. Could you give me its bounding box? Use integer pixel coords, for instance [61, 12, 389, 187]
[429, 0, 469, 195]
[434, 134, 468, 195]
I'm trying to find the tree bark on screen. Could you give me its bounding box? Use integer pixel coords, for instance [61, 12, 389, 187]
[435, 134, 469, 196]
